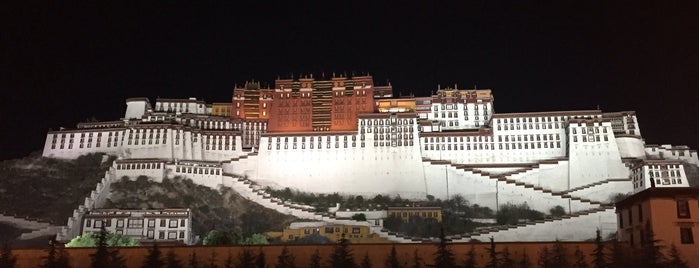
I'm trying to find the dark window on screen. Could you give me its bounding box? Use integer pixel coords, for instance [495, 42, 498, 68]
[677, 200, 691, 218]
[86, 219, 92, 227]
[680, 228, 694, 244]
[325, 227, 334, 233]
[619, 213, 624, 228]
[352, 227, 361, 234]
[638, 205, 643, 222]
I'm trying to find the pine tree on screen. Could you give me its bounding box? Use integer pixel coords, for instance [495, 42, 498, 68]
[665, 244, 688, 268]
[538, 246, 551, 268]
[639, 222, 666, 268]
[189, 251, 200, 268]
[329, 235, 356, 268]
[143, 243, 165, 268]
[573, 247, 589, 268]
[499, 247, 514, 268]
[109, 249, 127, 268]
[237, 248, 256, 268]
[485, 237, 499, 268]
[519, 249, 531, 268]
[462, 245, 476, 268]
[275, 245, 295, 268]
[384, 245, 401, 268]
[361, 252, 372, 268]
[551, 240, 569, 267]
[308, 249, 322, 268]
[411, 249, 422, 268]
[607, 239, 626, 268]
[590, 229, 606, 268]
[166, 250, 183, 268]
[255, 249, 266, 268]
[432, 228, 455, 268]
[207, 251, 218, 268]
[56, 247, 72, 268]
[0, 244, 17, 268]
[91, 227, 111, 268]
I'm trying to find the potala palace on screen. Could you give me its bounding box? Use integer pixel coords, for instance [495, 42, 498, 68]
[41, 75, 699, 243]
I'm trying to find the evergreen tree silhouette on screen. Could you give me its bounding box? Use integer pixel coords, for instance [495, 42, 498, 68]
[519, 249, 531, 268]
[237, 248, 256, 268]
[411, 249, 422, 268]
[551, 240, 569, 267]
[308, 249, 322, 268]
[361, 252, 372, 268]
[56, 247, 72, 268]
[189, 251, 200, 268]
[91, 227, 110, 268]
[590, 229, 606, 268]
[275, 245, 295, 268]
[573, 247, 589, 268]
[432, 228, 456, 268]
[41, 239, 71, 268]
[255, 249, 266, 268]
[638, 222, 666, 268]
[384, 245, 400, 268]
[166, 249, 183, 268]
[462, 245, 476, 268]
[665, 243, 688, 268]
[329, 235, 356, 268]
[143, 243, 164, 268]
[0, 244, 17, 268]
[109, 248, 127, 268]
[538, 246, 551, 268]
[485, 237, 499, 268]
[607, 238, 627, 268]
[499, 247, 514, 268]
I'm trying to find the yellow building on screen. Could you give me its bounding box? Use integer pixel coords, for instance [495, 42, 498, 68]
[387, 207, 442, 223]
[211, 102, 232, 117]
[279, 222, 390, 244]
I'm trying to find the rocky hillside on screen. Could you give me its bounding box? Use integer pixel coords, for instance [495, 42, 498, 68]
[0, 153, 115, 224]
[103, 176, 297, 238]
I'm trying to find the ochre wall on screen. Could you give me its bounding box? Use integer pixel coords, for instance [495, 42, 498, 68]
[13, 242, 604, 267]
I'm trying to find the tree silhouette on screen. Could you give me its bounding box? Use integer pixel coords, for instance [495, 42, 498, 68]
[237, 248, 256, 268]
[607, 238, 627, 268]
[433, 228, 456, 268]
[255, 249, 266, 268]
[462, 245, 476, 268]
[538, 246, 551, 268]
[638, 222, 666, 268]
[518, 249, 531, 268]
[0, 244, 17, 268]
[411, 249, 422, 268]
[573, 247, 589, 268]
[551, 240, 569, 267]
[361, 252, 372, 268]
[590, 230, 606, 268]
[499, 247, 514, 268]
[485, 237, 499, 268]
[665, 243, 688, 268]
[109, 249, 127, 268]
[223, 251, 234, 268]
[91, 227, 110, 268]
[308, 249, 322, 268]
[40, 239, 71, 268]
[275, 246, 295, 268]
[166, 250, 183, 268]
[329, 235, 356, 268]
[143, 243, 164, 268]
[385, 245, 401, 268]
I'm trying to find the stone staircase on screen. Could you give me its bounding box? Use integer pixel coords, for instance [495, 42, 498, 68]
[221, 173, 416, 243]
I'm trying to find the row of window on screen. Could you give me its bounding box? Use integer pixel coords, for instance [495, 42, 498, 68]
[360, 118, 414, 126]
[268, 140, 415, 150]
[425, 134, 561, 144]
[175, 166, 221, 175]
[86, 218, 186, 229]
[116, 163, 162, 170]
[572, 135, 609, 142]
[425, 141, 562, 151]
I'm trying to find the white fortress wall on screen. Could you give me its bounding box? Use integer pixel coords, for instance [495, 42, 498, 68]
[42, 129, 124, 159]
[615, 136, 645, 159]
[124, 98, 150, 120]
[114, 160, 167, 182]
[507, 160, 570, 192]
[567, 180, 633, 203]
[462, 208, 617, 242]
[568, 120, 629, 189]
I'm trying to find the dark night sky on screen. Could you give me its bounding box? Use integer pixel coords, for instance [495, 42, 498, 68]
[2, 1, 698, 160]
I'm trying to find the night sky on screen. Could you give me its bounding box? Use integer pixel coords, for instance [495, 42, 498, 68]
[2, 1, 698, 160]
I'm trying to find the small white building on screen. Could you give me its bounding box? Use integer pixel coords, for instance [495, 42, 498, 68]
[81, 208, 193, 245]
[630, 160, 689, 193]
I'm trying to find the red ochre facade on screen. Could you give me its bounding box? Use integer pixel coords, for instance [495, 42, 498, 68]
[232, 75, 380, 133]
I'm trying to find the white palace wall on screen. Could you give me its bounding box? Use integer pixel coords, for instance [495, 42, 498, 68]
[568, 121, 629, 189]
